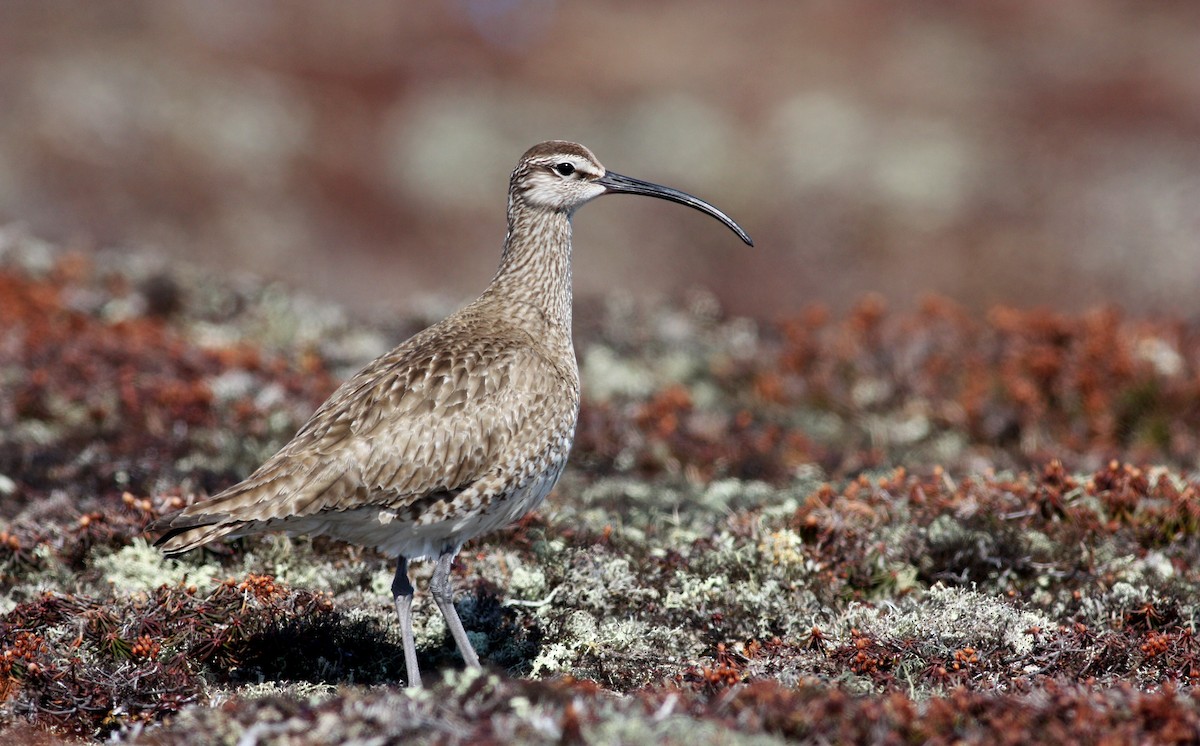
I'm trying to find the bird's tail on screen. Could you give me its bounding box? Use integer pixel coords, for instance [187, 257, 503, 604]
[147, 478, 268, 555]
[147, 454, 344, 554]
[151, 520, 242, 555]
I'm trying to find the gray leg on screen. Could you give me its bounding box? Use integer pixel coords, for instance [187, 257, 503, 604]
[391, 556, 422, 688]
[429, 551, 482, 669]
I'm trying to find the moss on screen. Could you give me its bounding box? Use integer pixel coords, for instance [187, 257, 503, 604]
[92, 539, 220, 593]
[226, 681, 339, 703]
[10, 234, 1200, 740]
[529, 609, 598, 676]
[844, 584, 1054, 658]
[245, 535, 376, 595]
[552, 552, 660, 616]
[585, 714, 790, 746]
[581, 345, 656, 402]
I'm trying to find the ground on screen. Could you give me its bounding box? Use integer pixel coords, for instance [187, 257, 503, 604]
[2, 226, 1200, 743]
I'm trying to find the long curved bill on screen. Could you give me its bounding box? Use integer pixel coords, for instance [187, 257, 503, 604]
[597, 171, 754, 246]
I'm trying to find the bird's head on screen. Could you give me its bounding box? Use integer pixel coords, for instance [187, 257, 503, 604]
[510, 140, 753, 246]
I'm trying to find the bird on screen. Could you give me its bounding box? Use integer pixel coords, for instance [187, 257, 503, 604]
[150, 140, 753, 687]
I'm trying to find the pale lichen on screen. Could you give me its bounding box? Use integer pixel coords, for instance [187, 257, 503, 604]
[844, 583, 1054, 657]
[92, 539, 222, 593]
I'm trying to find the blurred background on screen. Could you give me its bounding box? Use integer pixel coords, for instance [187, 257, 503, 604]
[1, 0, 1198, 319]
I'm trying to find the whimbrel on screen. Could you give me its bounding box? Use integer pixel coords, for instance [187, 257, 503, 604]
[151, 141, 752, 687]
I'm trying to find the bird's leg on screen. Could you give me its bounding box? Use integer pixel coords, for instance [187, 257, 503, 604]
[430, 550, 482, 669]
[391, 556, 422, 688]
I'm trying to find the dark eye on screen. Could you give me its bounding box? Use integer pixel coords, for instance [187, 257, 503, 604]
[554, 162, 575, 176]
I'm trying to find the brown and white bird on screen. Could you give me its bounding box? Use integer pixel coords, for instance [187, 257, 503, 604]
[151, 140, 752, 687]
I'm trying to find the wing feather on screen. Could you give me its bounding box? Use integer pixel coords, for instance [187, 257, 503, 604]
[152, 314, 578, 553]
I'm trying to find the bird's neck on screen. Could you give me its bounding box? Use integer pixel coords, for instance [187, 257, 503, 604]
[485, 201, 574, 335]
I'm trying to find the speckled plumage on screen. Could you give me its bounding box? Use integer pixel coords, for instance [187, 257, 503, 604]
[154, 310, 578, 560]
[150, 141, 751, 687]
